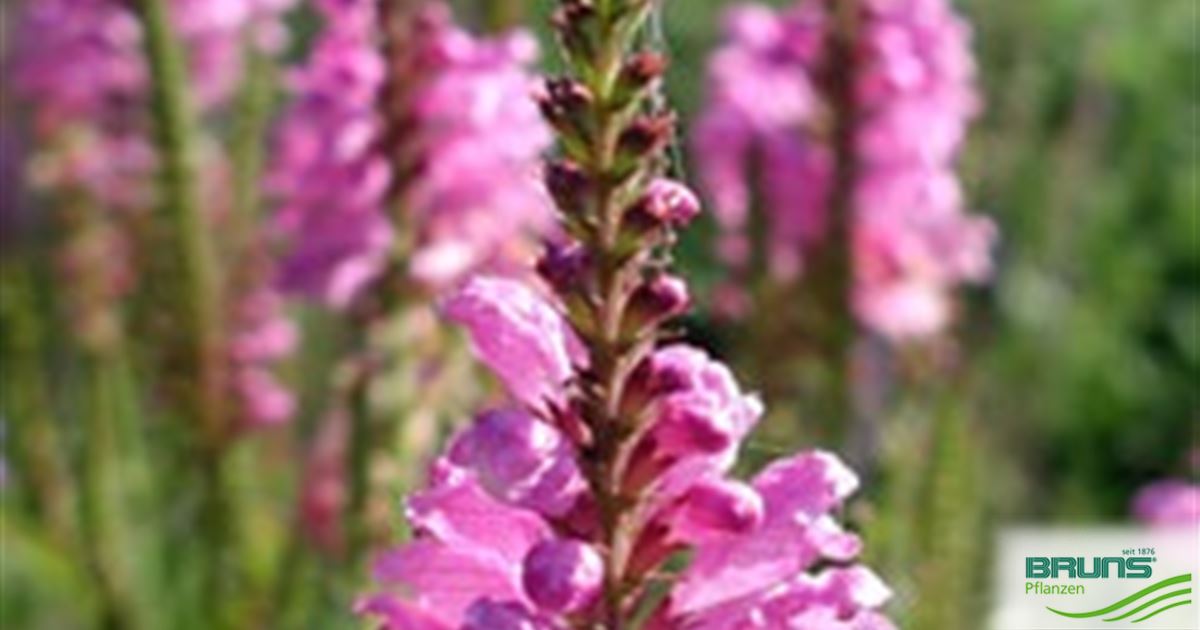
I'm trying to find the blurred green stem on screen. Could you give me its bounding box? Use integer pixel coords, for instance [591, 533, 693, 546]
[231, 46, 276, 235]
[345, 346, 375, 562]
[134, 0, 225, 441]
[80, 347, 141, 630]
[134, 0, 236, 621]
[812, 0, 861, 441]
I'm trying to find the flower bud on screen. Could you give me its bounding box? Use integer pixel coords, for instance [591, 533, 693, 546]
[613, 52, 667, 107]
[522, 539, 604, 613]
[552, 0, 600, 66]
[613, 113, 675, 179]
[622, 273, 690, 339]
[537, 78, 595, 148]
[624, 178, 702, 235]
[544, 160, 591, 226]
[536, 242, 591, 295]
[537, 242, 597, 336]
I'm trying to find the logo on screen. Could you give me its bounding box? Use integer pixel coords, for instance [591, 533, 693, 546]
[992, 528, 1200, 629]
[1026, 556, 1155, 579]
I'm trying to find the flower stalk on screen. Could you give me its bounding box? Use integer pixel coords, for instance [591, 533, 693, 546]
[133, 0, 233, 614]
[542, 0, 681, 623]
[134, 0, 225, 442]
[357, 3, 893, 628]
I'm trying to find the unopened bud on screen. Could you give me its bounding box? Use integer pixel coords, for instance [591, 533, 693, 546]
[544, 160, 591, 218]
[522, 539, 604, 613]
[613, 52, 667, 106]
[624, 178, 701, 235]
[537, 78, 594, 145]
[613, 113, 675, 179]
[553, 0, 600, 66]
[536, 242, 591, 295]
[623, 273, 689, 339]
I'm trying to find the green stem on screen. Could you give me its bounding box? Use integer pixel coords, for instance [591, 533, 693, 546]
[231, 47, 276, 238]
[0, 262, 76, 548]
[810, 0, 861, 443]
[134, 0, 234, 621]
[344, 348, 374, 562]
[134, 0, 225, 441]
[80, 347, 142, 630]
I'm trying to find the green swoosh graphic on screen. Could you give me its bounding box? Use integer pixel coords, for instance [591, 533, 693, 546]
[1046, 573, 1192, 618]
[1132, 599, 1192, 623]
[1103, 588, 1192, 621]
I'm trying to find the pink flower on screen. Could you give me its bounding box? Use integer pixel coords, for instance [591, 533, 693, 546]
[443, 276, 584, 411]
[267, 0, 393, 307]
[360, 297, 891, 626]
[270, 2, 552, 306]
[660, 452, 891, 629]
[693, 0, 995, 341]
[358, 464, 597, 628]
[446, 408, 585, 518]
[1132, 480, 1200, 527]
[401, 6, 554, 291]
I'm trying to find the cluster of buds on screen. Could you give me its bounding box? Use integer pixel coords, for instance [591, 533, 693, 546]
[535, 1, 690, 368]
[358, 1, 893, 628]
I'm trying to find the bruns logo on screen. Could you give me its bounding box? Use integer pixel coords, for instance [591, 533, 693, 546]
[1026, 556, 1154, 579]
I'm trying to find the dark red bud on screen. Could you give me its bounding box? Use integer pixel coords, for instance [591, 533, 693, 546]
[537, 78, 594, 142]
[536, 242, 591, 295]
[622, 273, 690, 340]
[545, 160, 591, 216]
[615, 113, 675, 168]
[618, 52, 667, 92]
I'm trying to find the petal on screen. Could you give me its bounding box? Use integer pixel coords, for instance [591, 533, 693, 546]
[406, 473, 549, 567]
[372, 541, 524, 624]
[443, 276, 581, 410]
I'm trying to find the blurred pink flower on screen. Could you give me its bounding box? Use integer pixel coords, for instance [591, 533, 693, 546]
[10, 0, 297, 428]
[269, 2, 552, 307]
[1133, 480, 1200, 527]
[693, 0, 996, 341]
[267, 0, 393, 307]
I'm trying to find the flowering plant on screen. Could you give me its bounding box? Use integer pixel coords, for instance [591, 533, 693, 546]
[358, 1, 893, 627]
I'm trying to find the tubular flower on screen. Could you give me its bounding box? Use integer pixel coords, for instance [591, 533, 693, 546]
[360, 2, 892, 626]
[268, 1, 552, 307]
[693, 0, 995, 340]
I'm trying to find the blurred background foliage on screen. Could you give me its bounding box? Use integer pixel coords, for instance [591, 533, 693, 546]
[2, 0, 1196, 628]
